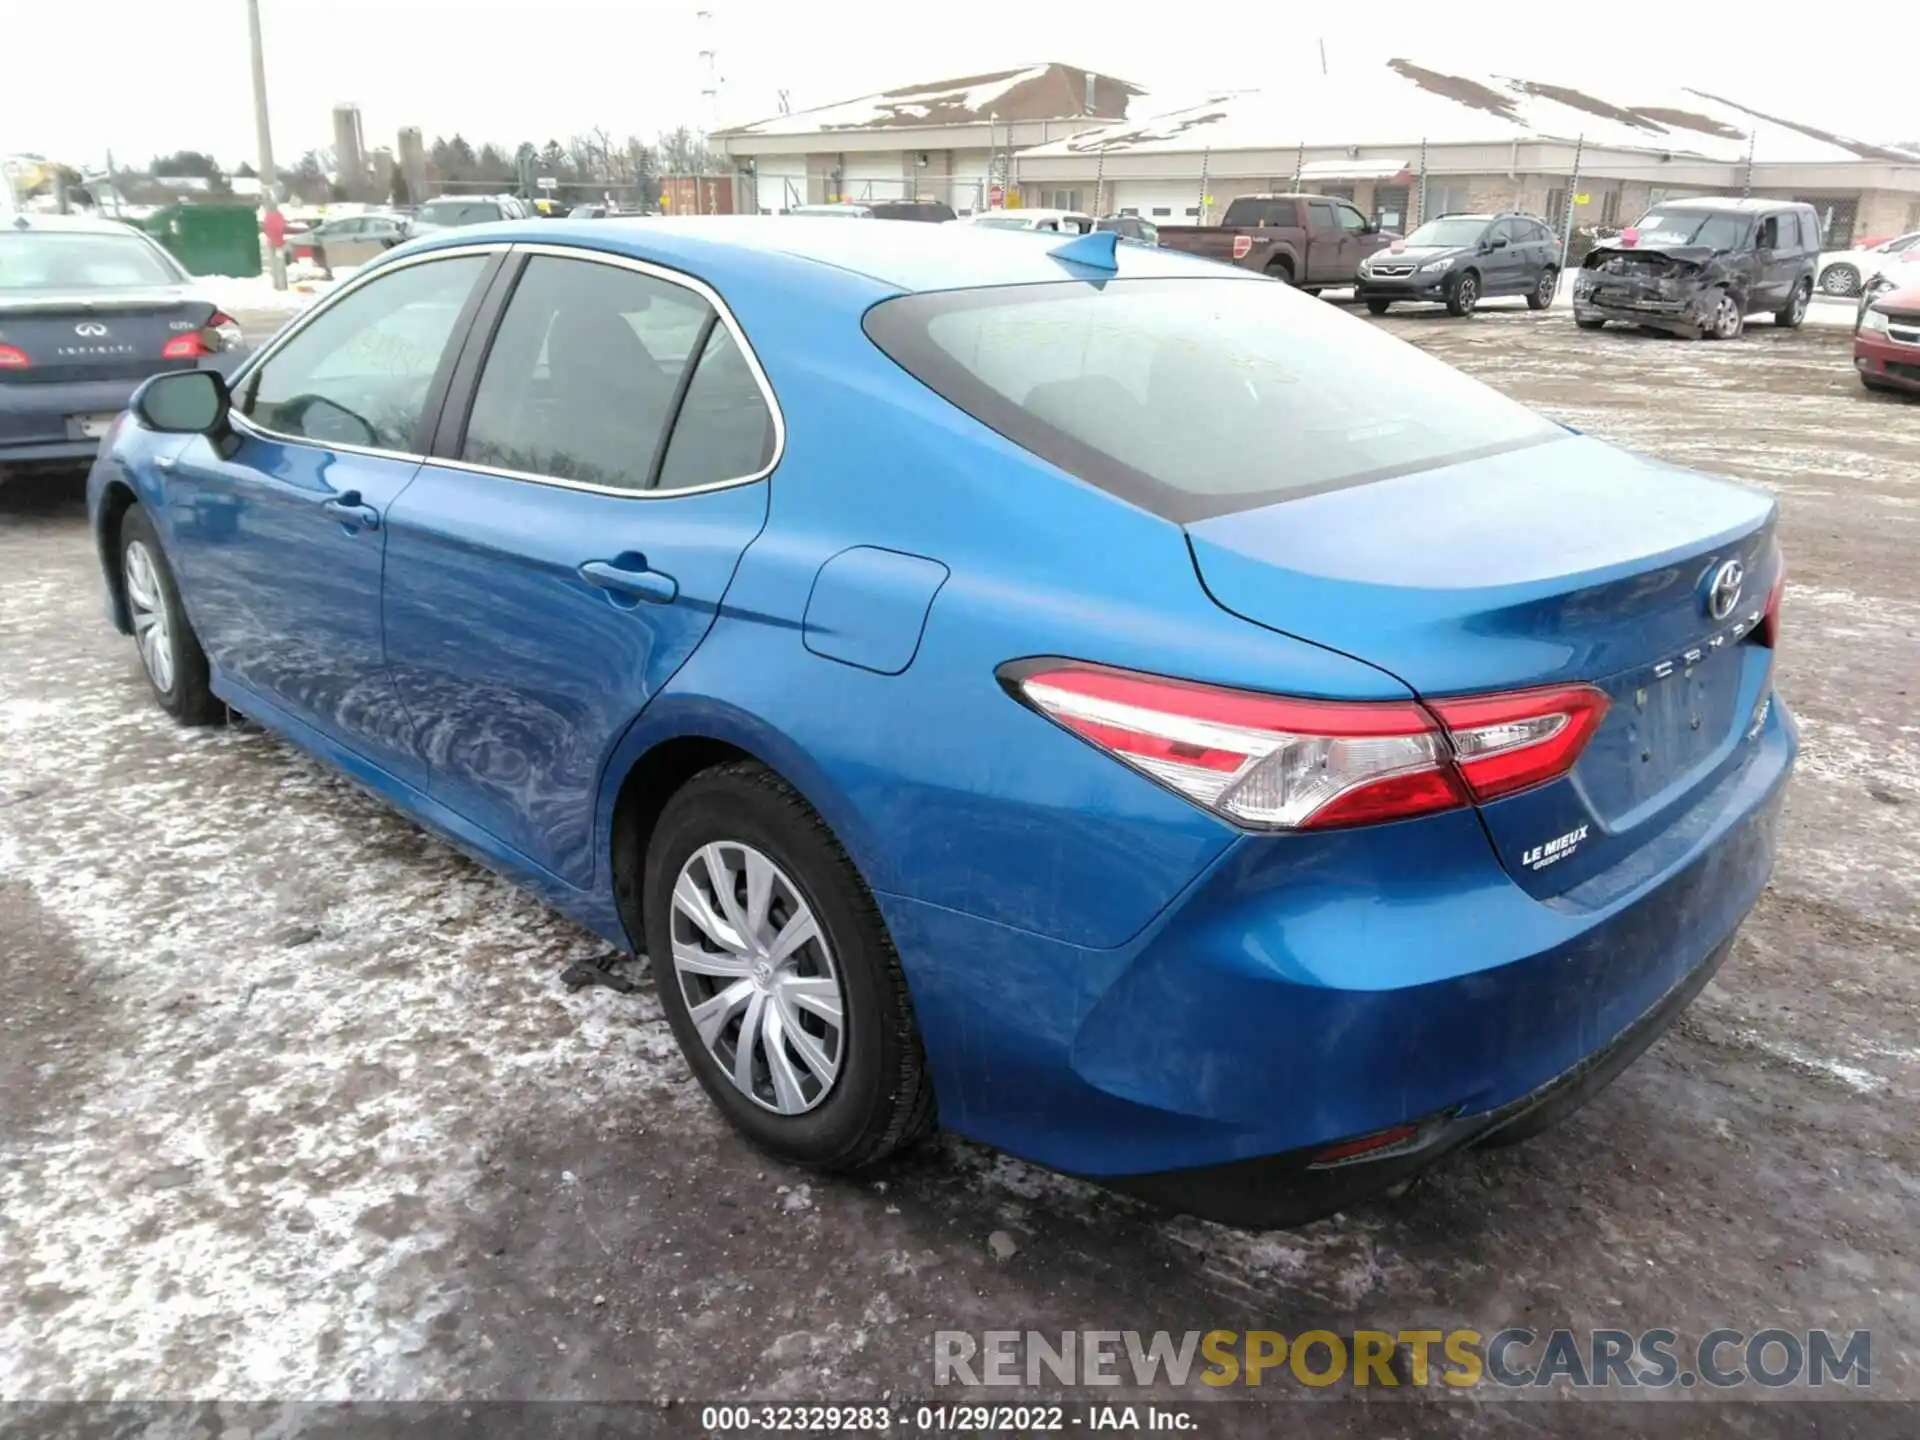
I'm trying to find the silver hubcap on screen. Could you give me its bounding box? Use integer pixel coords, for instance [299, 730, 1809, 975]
[1716, 296, 1740, 337]
[123, 541, 174, 695]
[1458, 277, 1477, 310]
[1822, 267, 1856, 296]
[1539, 272, 1554, 303]
[1790, 285, 1808, 321]
[670, 841, 846, 1115]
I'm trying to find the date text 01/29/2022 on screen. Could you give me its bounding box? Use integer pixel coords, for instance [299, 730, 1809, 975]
[697, 1404, 1195, 1431]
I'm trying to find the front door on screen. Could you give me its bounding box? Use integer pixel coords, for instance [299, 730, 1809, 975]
[163, 251, 492, 789]
[1305, 199, 1343, 284]
[381, 250, 778, 885]
[1483, 218, 1529, 294]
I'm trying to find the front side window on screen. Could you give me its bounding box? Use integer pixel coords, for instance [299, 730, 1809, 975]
[461, 254, 771, 492]
[865, 278, 1563, 523]
[1335, 204, 1369, 233]
[241, 255, 485, 451]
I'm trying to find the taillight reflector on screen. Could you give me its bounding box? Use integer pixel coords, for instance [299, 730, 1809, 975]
[0, 343, 29, 369]
[161, 333, 208, 359]
[1232, 235, 1252, 260]
[1003, 661, 1608, 831]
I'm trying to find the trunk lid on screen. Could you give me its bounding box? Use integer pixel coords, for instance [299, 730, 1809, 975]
[0, 288, 217, 384]
[1186, 435, 1781, 896]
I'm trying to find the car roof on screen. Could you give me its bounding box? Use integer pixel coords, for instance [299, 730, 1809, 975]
[4, 212, 150, 235]
[1651, 196, 1807, 212]
[402, 215, 1263, 294]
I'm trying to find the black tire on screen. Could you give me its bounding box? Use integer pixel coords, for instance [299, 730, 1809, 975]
[1445, 269, 1480, 317]
[1820, 263, 1860, 298]
[1774, 278, 1811, 329]
[1266, 262, 1294, 287]
[1575, 316, 1607, 330]
[1365, 298, 1391, 315]
[1527, 267, 1558, 310]
[644, 760, 935, 1170]
[117, 504, 222, 725]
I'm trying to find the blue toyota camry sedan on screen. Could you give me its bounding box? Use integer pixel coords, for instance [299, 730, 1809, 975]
[86, 218, 1795, 1227]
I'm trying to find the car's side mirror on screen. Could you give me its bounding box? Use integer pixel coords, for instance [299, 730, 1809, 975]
[1488, 236, 1509, 250]
[131, 369, 230, 435]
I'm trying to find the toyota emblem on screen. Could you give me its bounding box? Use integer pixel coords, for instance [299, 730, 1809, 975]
[1706, 560, 1744, 621]
[74, 322, 109, 337]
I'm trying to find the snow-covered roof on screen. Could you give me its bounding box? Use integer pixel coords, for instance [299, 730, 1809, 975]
[1018, 60, 1920, 167]
[718, 62, 1148, 138]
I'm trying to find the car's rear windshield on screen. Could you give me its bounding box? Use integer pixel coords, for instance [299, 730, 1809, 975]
[1404, 218, 1488, 247]
[0, 231, 181, 290]
[1631, 210, 1750, 251]
[417, 200, 500, 225]
[863, 278, 1564, 523]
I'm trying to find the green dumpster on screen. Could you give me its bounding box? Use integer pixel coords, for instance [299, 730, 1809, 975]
[139, 203, 262, 277]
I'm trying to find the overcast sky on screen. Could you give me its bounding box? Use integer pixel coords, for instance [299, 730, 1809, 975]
[9, 0, 1917, 169]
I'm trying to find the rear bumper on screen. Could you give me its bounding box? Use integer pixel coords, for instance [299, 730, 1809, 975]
[0, 376, 143, 468]
[879, 694, 1795, 1224]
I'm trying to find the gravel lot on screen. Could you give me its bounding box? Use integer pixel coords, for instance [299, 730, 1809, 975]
[2, 300, 1916, 1430]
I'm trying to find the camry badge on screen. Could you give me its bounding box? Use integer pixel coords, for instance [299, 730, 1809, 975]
[1706, 560, 1744, 622]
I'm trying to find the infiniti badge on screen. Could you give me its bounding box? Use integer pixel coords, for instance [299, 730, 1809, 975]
[74, 322, 109, 337]
[1706, 560, 1744, 621]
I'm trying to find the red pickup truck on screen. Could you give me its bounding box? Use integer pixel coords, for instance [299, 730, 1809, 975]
[1157, 194, 1399, 289]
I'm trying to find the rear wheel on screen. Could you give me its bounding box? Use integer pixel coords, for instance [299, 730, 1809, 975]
[118, 505, 221, 725]
[1445, 270, 1480, 317]
[1365, 298, 1391, 315]
[1266, 261, 1294, 286]
[1820, 263, 1860, 297]
[644, 761, 935, 1170]
[1527, 267, 1558, 311]
[1774, 278, 1810, 328]
[1574, 315, 1607, 331]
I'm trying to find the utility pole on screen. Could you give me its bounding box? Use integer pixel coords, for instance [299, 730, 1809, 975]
[1558, 133, 1585, 273]
[247, 0, 287, 290]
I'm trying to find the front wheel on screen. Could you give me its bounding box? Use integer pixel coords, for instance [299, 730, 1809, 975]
[1774, 279, 1811, 328]
[644, 761, 935, 1170]
[119, 504, 222, 725]
[1574, 315, 1607, 330]
[1365, 297, 1391, 315]
[1527, 267, 1558, 311]
[1445, 270, 1480, 317]
[1705, 290, 1745, 340]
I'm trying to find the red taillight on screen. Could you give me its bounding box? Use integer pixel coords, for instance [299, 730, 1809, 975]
[1232, 235, 1252, 260]
[1426, 685, 1611, 804]
[161, 334, 208, 359]
[1756, 563, 1785, 648]
[164, 311, 242, 360]
[0, 343, 29, 370]
[1003, 661, 1608, 830]
[1310, 1123, 1421, 1167]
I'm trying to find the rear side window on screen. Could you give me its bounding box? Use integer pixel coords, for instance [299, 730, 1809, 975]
[1221, 199, 1295, 228]
[864, 278, 1562, 523]
[461, 254, 774, 492]
[242, 255, 485, 451]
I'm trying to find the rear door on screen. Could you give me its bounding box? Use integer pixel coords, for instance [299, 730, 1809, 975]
[381, 247, 777, 885]
[164, 249, 497, 789]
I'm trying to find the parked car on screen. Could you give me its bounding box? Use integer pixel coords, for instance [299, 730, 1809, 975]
[88, 218, 1794, 1229]
[1157, 193, 1398, 290]
[1094, 214, 1159, 246]
[286, 212, 409, 268]
[957, 208, 1095, 234]
[792, 201, 958, 223]
[1356, 213, 1560, 316]
[407, 195, 533, 234]
[1816, 230, 1920, 297]
[568, 203, 651, 220]
[1572, 197, 1818, 339]
[1854, 275, 1920, 396]
[1, 213, 246, 478]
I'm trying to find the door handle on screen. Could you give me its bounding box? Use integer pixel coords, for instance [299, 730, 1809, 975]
[321, 490, 381, 531]
[580, 556, 678, 605]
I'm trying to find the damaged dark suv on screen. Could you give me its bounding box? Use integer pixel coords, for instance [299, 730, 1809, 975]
[1573, 198, 1819, 340]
